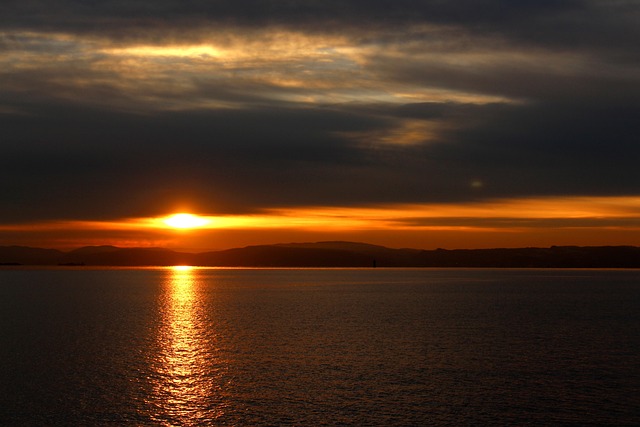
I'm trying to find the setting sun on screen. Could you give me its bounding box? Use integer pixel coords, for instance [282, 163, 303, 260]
[164, 213, 209, 229]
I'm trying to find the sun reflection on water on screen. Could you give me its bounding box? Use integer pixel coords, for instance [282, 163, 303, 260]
[149, 266, 227, 425]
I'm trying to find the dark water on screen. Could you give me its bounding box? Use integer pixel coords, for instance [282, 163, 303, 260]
[0, 267, 638, 426]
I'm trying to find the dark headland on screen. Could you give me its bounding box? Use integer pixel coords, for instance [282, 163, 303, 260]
[2, 242, 640, 268]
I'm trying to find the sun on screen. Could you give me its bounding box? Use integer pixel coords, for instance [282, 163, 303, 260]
[164, 213, 209, 229]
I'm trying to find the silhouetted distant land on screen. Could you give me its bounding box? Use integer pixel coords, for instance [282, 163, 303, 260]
[0, 246, 65, 265]
[1, 242, 640, 268]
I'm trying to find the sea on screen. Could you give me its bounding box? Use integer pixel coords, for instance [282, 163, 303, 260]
[0, 267, 638, 426]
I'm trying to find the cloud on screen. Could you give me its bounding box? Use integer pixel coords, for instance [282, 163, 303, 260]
[1, 0, 638, 226]
[3, 97, 638, 222]
[2, 1, 636, 47]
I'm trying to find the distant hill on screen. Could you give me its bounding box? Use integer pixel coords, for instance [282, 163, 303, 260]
[193, 244, 375, 267]
[61, 246, 193, 266]
[1, 242, 640, 268]
[0, 246, 64, 265]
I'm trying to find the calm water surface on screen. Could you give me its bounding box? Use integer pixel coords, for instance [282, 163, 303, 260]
[0, 268, 638, 425]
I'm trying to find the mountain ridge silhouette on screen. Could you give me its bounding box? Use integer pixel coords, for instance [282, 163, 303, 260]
[2, 242, 640, 268]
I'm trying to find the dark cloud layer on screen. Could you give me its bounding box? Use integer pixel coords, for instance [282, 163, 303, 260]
[1, 0, 639, 222]
[3, 0, 637, 50]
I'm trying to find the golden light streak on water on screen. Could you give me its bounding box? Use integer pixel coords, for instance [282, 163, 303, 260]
[149, 266, 227, 425]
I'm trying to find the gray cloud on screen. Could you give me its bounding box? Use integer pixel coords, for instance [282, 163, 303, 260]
[2, 0, 636, 52]
[3, 98, 638, 221]
[1, 0, 638, 223]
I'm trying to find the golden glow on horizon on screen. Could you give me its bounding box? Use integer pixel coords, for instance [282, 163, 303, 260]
[164, 213, 210, 229]
[173, 265, 194, 271]
[2, 196, 640, 232]
[3, 196, 640, 249]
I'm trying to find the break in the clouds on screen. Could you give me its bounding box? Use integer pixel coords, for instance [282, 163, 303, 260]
[1, 0, 639, 224]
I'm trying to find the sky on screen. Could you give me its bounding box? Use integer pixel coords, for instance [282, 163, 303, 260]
[1, 0, 639, 251]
